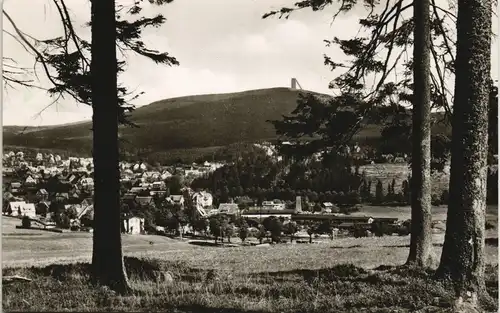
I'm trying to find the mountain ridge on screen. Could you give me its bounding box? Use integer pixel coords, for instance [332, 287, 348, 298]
[3, 87, 450, 162]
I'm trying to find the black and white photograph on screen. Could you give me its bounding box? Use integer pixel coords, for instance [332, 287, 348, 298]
[1, 0, 499, 312]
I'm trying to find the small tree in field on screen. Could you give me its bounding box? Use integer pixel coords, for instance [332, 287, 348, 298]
[402, 179, 411, 205]
[283, 221, 298, 243]
[306, 224, 316, 244]
[257, 225, 266, 244]
[55, 213, 71, 229]
[375, 180, 384, 204]
[238, 220, 249, 243]
[316, 220, 334, 240]
[269, 218, 283, 243]
[21, 216, 31, 228]
[209, 217, 222, 244]
[239, 226, 248, 243]
[224, 223, 235, 243]
[193, 217, 209, 236]
[262, 216, 274, 234]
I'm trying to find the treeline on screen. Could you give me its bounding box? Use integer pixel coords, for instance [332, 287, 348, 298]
[191, 147, 499, 206]
[120, 143, 261, 166]
[191, 147, 364, 206]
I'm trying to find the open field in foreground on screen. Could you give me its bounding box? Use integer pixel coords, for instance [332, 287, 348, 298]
[2, 210, 499, 313]
[3, 205, 498, 268]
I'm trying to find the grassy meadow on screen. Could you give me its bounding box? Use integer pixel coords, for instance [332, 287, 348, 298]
[2, 206, 498, 312]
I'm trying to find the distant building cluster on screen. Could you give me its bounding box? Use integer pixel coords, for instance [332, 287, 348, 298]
[1, 150, 227, 234]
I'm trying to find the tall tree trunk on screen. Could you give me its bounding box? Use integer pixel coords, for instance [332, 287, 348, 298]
[91, 0, 130, 293]
[407, 0, 433, 267]
[436, 0, 491, 306]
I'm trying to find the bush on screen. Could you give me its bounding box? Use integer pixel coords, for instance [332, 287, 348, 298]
[21, 216, 31, 228]
[374, 180, 384, 204]
[247, 227, 260, 238]
[66, 207, 78, 219]
[397, 220, 411, 236]
[339, 205, 361, 215]
[256, 225, 267, 244]
[345, 191, 362, 206]
[81, 215, 93, 228]
[239, 226, 248, 242]
[55, 213, 71, 229]
[35, 204, 49, 216]
[269, 218, 283, 243]
[371, 222, 391, 237]
[485, 220, 496, 230]
[431, 193, 441, 206]
[352, 225, 367, 238]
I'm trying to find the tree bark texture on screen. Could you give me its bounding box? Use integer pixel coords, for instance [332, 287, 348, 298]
[91, 0, 130, 293]
[437, 0, 491, 304]
[407, 0, 433, 267]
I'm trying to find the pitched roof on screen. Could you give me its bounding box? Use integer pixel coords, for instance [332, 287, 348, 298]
[135, 196, 153, 206]
[78, 205, 93, 219]
[81, 198, 94, 206]
[218, 203, 239, 214]
[9, 201, 26, 209]
[170, 195, 183, 202]
[56, 192, 69, 199]
[11, 182, 22, 188]
[37, 201, 50, 208]
[150, 190, 167, 196]
[25, 176, 37, 183]
[122, 193, 137, 201]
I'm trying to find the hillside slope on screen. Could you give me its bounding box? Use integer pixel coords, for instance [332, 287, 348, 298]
[2, 88, 328, 154]
[3, 87, 450, 158]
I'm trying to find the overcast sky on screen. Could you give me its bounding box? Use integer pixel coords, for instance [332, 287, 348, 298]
[2, 0, 498, 126]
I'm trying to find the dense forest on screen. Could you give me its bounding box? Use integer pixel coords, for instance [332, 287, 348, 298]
[191, 143, 498, 207]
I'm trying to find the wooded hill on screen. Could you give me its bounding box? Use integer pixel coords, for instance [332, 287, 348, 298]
[3, 87, 451, 162]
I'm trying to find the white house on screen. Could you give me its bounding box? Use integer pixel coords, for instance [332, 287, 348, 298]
[218, 203, 239, 215]
[8, 201, 25, 214]
[262, 200, 286, 210]
[79, 177, 94, 189]
[192, 191, 213, 208]
[166, 195, 185, 206]
[123, 216, 145, 235]
[152, 181, 166, 190]
[25, 175, 37, 186]
[185, 168, 203, 178]
[10, 202, 36, 218]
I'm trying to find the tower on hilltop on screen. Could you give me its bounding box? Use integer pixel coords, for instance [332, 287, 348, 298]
[291, 78, 303, 90]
